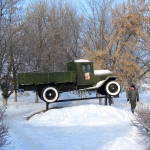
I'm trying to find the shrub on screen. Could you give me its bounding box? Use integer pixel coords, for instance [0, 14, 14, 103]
[131, 103, 150, 149]
[0, 106, 9, 147]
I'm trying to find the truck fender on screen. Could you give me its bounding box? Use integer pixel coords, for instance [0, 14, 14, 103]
[99, 76, 116, 87]
[97, 77, 121, 96]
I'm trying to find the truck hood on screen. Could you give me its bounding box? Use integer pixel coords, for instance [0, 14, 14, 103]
[94, 70, 112, 76]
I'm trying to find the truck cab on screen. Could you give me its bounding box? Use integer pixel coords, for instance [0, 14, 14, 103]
[67, 60, 94, 86]
[67, 59, 120, 96]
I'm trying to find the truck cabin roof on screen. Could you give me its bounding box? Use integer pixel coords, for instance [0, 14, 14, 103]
[67, 60, 93, 72]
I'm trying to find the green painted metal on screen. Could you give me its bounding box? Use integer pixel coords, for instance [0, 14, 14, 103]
[18, 60, 121, 103]
[18, 71, 76, 85]
[67, 61, 94, 86]
[94, 74, 114, 85]
[18, 61, 114, 88]
[76, 62, 94, 86]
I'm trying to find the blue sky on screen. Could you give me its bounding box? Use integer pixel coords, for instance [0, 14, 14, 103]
[24, 0, 87, 6]
[24, 0, 124, 12]
[24, 0, 123, 5]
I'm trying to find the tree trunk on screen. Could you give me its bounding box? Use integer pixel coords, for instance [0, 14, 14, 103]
[35, 91, 38, 103]
[3, 97, 8, 105]
[14, 90, 17, 102]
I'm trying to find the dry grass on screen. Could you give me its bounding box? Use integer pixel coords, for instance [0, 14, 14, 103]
[131, 103, 150, 149]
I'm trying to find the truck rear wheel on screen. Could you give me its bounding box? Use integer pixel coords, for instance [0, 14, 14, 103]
[105, 81, 120, 96]
[38, 92, 44, 100]
[41, 86, 59, 103]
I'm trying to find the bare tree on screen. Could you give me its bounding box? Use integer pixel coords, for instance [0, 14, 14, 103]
[0, 0, 24, 104]
[0, 106, 9, 147]
[45, 0, 82, 71]
[24, 0, 81, 72]
[81, 0, 112, 69]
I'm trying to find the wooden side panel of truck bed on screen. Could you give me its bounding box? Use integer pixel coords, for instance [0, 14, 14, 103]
[18, 72, 76, 85]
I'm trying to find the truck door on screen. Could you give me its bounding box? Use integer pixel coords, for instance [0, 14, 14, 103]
[77, 62, 94, 86]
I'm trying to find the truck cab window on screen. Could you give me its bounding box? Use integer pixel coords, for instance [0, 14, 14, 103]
[82, 64, 91, 72]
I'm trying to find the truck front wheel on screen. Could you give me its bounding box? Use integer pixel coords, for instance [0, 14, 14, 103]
[105, 81, 120, 96]
[41, 87, 59, 103]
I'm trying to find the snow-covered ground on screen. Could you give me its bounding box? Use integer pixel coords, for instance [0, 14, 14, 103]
[1, 91, 150, 150]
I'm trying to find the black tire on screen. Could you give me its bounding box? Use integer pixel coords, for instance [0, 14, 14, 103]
[105, 81, 120, 96]
[41, 86, 59, 103]
[38, 92, 44, 100]
[97, 88, 106, 95]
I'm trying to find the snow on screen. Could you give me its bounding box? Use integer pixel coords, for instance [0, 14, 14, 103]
[94, 70, 112, 75]
[74, 59, 90, 62]
[1, 91, 150, 150]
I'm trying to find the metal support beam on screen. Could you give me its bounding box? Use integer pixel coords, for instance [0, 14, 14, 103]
[45, 95, 114, 110]
[105, 96, 107, 105]
[46, 102, 49, 111]
[53, 96, 107, 103]
[108, 96, 111, 106]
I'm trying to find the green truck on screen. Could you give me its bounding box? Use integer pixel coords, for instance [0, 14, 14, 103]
[18, 60, 121, 103]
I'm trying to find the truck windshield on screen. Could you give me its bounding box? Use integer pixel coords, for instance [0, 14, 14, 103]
[82, 64, 91, 72]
